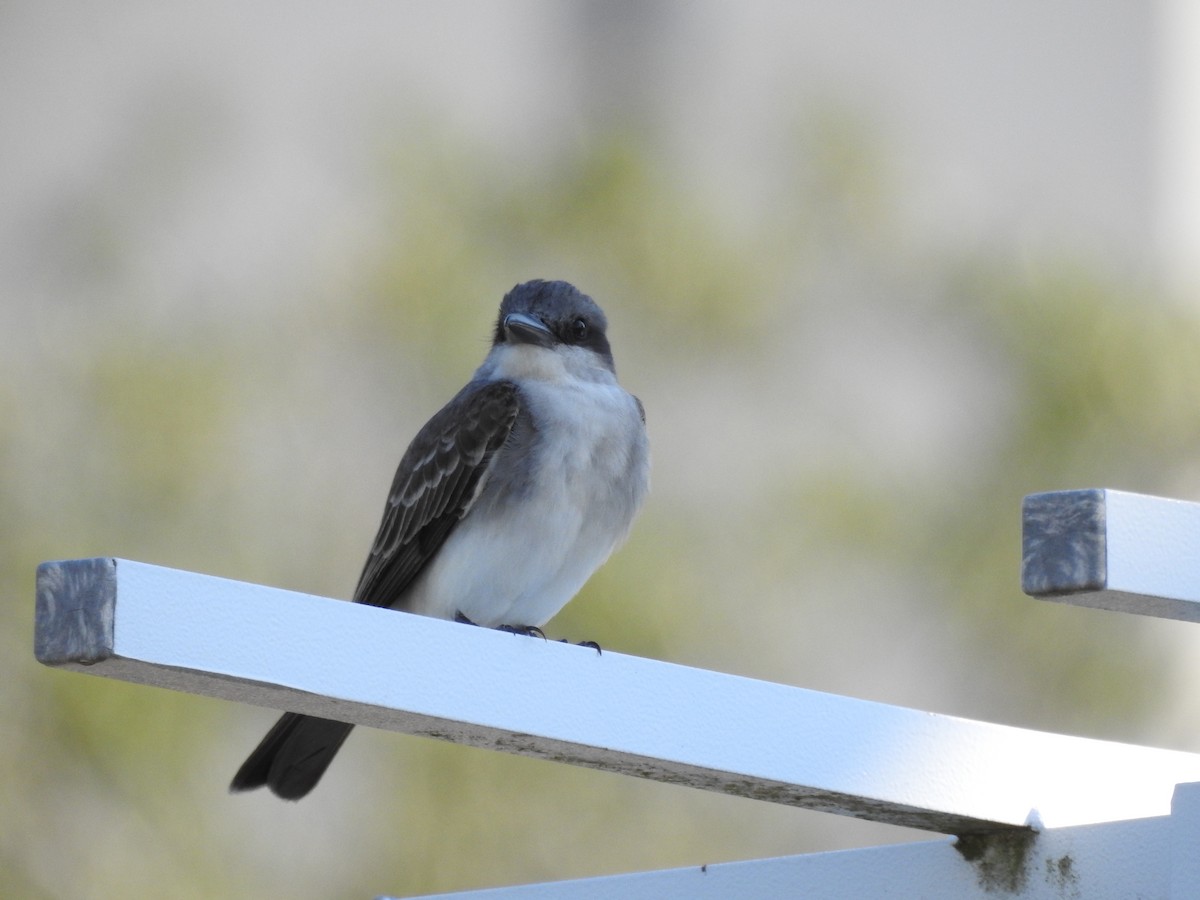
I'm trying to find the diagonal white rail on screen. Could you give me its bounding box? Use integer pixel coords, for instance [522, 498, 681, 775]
[1023, 488, 1200, 622]
[35, 557, 1200, 836]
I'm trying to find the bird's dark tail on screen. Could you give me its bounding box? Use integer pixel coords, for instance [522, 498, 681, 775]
[230, 712, 355, 801]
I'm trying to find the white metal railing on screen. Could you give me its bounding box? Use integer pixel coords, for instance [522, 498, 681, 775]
[34, 488, 1200, 898]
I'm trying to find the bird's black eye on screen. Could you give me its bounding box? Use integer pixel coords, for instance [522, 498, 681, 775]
[570, 317, 589, 342]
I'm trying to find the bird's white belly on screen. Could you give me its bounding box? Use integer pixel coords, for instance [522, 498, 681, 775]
[407, 496, 607, 627]
[404, 379, 647, 628]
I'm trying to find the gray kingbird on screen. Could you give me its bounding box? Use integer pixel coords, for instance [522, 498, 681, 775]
[230, 279, 650, 800]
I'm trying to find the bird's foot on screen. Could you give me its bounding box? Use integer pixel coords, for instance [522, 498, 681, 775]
[456, 613, 596, 652]
[558, 638, 602, 655]
[456, 613, 544, 639]
[498, 623, 547, 639]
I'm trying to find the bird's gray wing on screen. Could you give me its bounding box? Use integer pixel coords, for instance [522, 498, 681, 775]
[230, 382, 520, 799]
[351, 379, 520, 608]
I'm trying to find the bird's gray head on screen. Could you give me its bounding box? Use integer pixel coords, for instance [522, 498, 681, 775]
[493, 280, 615, 373]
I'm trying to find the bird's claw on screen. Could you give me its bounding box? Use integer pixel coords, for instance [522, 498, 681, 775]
[498, 623, 546, 639]
[557, 637, 602, 655]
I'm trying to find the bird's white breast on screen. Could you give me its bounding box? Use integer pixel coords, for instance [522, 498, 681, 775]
[404, 346, 649, 628]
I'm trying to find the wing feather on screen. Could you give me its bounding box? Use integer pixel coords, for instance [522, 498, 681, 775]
[352, 380, 520, 608]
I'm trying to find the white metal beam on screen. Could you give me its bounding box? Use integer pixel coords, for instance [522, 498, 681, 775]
[393, 783, 1200, 900]
[36, 557, 1200, 835]
[1022, 488, 1200, 622]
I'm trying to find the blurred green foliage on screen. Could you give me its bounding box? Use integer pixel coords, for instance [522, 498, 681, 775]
[5, 109, 1200, 899]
